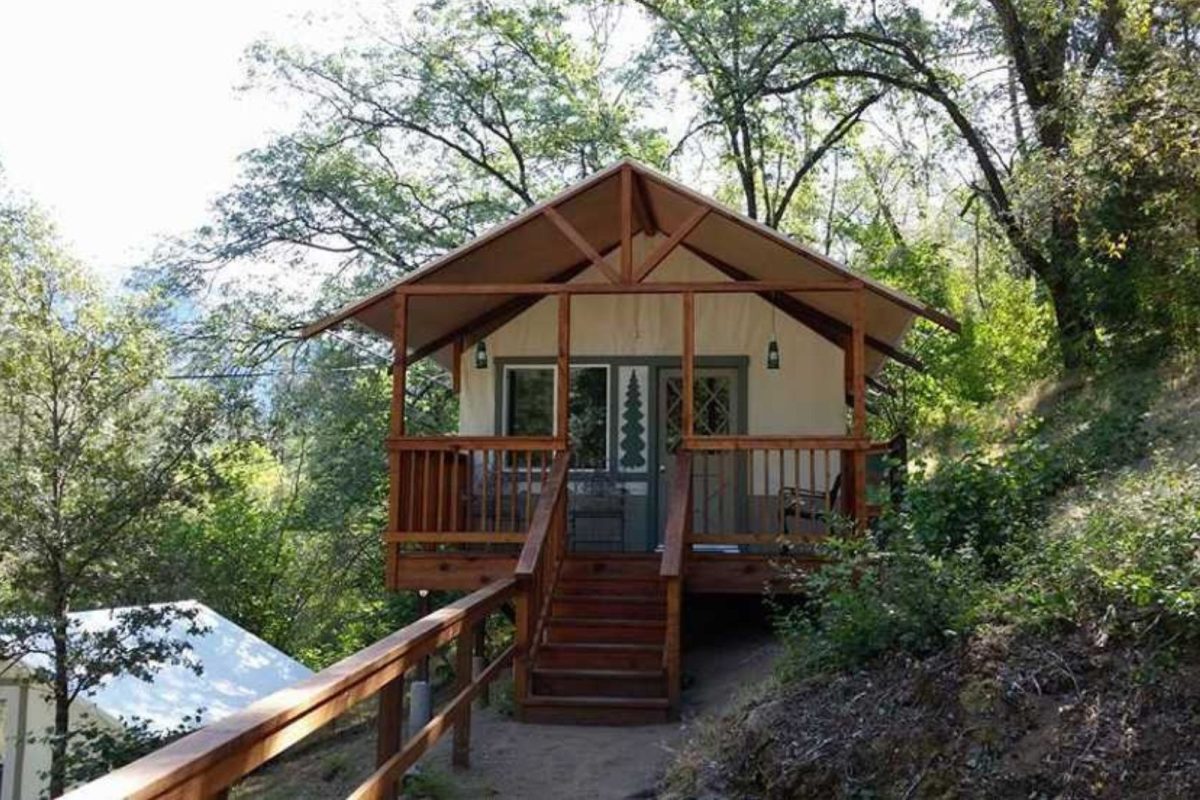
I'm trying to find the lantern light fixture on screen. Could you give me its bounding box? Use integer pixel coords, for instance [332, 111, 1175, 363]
[474, 340, 489, 369]
[766, 338, 781, 370]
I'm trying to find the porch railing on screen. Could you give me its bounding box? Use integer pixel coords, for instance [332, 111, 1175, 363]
[679, 435, 892, 549]
[384, 436, 565, 585]
[512, 452, 571, 712]
[62, 581, 516, 800]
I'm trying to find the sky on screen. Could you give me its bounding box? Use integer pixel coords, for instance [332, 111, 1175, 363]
[0, 1, 373, 286]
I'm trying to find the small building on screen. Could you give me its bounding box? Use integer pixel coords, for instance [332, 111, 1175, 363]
[301, 159, 959, 723]
[0, 601, 311, 800]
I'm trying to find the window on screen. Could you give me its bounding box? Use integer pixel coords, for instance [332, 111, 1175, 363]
[569, 367, 609, 469]
[505, 367, 555, 436]
[503, 365, 610, 469]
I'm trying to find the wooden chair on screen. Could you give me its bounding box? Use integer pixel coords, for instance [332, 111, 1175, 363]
[781, 473, 841, 535]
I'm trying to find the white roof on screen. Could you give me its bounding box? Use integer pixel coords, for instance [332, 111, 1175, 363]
[20, 601, 312, 732]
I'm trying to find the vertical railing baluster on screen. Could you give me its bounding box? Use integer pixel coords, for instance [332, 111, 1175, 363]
[436, 451, 446, 534]
[481, 450, 490, 532]
[450, 449, 460, 533]
[494, 449, 503, 533]
[776, 449, 785, 534]
[524, 450, 533, 530]
[510, 450, 519, 532]
[716, 450, 726, 536]
[824, 449, 832, 524]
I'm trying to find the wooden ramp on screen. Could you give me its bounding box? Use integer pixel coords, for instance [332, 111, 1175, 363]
[521, 555, 672, 725]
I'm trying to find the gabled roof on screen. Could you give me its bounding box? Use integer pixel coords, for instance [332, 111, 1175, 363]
[302, 159, 958, 371]
[17, 601, 312, 732]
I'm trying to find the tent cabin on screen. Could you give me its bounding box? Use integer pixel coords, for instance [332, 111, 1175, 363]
[0, 602, 311, 800]
[304, 159, 958, 724]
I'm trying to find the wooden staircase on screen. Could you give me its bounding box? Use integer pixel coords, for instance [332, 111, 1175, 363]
[521, 555, 672, 725]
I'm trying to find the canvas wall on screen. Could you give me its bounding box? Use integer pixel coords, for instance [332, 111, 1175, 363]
[458, 232, 847, 439]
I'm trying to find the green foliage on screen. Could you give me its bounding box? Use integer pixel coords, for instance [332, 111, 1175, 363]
[155, 341, 432, 667]
[863, 235, 1058, 438]
[777, 364, 1176, 680]
[0, 190, 220, 795]
[53, 712, 202, 789]
[1004, 462, 1200, 637]
[904, 368, 1157, 573]
[775, 532, 981, 678]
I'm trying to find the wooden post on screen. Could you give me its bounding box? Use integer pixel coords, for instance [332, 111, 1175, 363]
[451, 337, 462, 395]
[375, 675, 405, 799]
[452, 625, 473, 768]
[513, 589, 530, 717]
[417, 591, 431, 682]
[556, 293, 571, 445]
[620, 165, 633, 283]
[851, 287, 868, 530]
[475, 623, 490, 708]
[386, 290, 408, 587]
[665, 576, 682, 717]
[682, 292, 695, 438]
[392, 290, 408, 438]
[382, 288, 408, 800]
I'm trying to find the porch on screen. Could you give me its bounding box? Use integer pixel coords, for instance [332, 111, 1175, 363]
[383, 434, 902, 595]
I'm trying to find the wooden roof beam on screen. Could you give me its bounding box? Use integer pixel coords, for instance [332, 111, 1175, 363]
[682, 243, 926, 372]
[632, 170, 658, 237]
[634, 206, 709, 282]
[396, 280, 859, 296]
[543, 206, 621, 284]
[407, 245, 618, 363]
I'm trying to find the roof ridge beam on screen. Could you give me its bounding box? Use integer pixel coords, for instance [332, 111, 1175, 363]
[620, 165, 633, 283]
[632, 170, 658, 237]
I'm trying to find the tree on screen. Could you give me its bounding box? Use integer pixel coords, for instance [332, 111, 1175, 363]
[171, 0, 668, 308]
[747, 0, 1199, 368]
[0, 196, 218, 796]
[635, 0, 882, 229]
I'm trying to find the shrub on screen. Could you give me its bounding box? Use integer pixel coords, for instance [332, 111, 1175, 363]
[1002, 462, 1200, 638]
[774, 532, 982, 680]
[903, 368, 1158, 575]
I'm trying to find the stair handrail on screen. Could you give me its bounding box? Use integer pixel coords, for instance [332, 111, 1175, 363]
[660, 450, 693, 579]
[63, 579, 516, 800]
[659, 450, 692, 717]
[513, 451, 571, 707]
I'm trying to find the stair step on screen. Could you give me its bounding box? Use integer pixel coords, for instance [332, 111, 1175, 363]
[560, 556, 660, 581]
[555, 577, 663, 597]
[545, 618, 667, 645]
[521, 694, 671, 726]
[536, 642, 663, 671]
[532, 668, 666, 698]
[551, 595, 666, 620]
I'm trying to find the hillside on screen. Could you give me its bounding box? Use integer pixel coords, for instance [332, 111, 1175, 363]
[661, 360, 1200, 799]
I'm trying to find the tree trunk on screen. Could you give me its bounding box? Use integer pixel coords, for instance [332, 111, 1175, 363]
[49, 601, 70, 798]
[1040, 227, 1100, 370]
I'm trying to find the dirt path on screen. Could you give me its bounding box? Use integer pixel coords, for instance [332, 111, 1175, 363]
[235, 625, 777, 800]
[421, 628, 777, 800]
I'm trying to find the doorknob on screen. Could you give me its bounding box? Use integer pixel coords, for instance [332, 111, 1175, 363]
[658, 464, 667, 475]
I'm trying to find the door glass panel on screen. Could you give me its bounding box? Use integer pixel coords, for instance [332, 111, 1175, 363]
[663, 375, 733, 453]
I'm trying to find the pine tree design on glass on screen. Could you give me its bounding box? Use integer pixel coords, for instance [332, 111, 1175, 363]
[619, 368, 647, 470]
